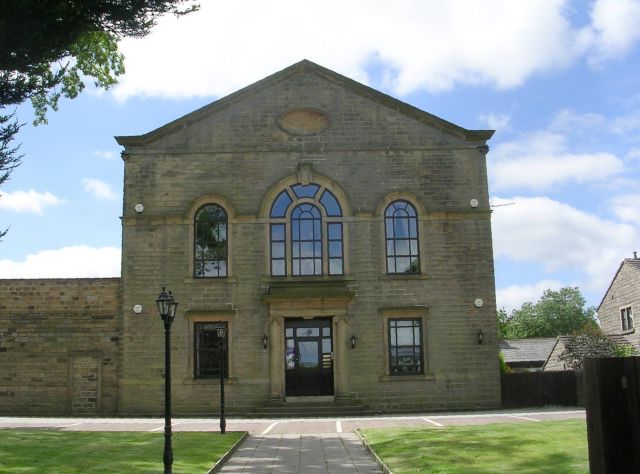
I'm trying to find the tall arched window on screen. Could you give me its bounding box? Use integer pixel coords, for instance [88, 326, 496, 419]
[194, 204, 228, 277]
[269, 183, 344, 276]
[385, 200, 420, 274]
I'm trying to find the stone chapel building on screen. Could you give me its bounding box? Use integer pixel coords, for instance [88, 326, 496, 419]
[0, 60, 500, 415]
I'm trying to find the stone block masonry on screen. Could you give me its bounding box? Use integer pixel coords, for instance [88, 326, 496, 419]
[0, 278, 120, 415]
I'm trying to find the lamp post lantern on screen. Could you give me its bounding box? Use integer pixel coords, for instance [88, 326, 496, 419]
[217, 326, 227, 434]
[156, 288, 178, 474]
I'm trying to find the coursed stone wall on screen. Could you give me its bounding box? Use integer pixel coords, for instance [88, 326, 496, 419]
[0, 278, 120, 415]
[117, 63, 501, 415]
[598, 260, 640, 349]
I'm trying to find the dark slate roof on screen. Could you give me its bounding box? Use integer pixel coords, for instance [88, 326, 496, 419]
[499, 338, 558, 364]
[597, 258, 640, 311]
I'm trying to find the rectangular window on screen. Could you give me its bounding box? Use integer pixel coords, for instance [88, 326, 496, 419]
[388, 318, 424, 375]
[194, 322, 228, 378]
[621, 306, 633, 331]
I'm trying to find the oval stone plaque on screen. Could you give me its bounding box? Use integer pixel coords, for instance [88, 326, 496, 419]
[278, 108, 328, 135]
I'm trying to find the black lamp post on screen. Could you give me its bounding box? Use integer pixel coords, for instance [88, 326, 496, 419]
[217, 326, 227, 434]
[156, 288, 178, 474]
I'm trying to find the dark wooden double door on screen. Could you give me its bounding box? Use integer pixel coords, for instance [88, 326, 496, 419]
[285, 318, 334, 396]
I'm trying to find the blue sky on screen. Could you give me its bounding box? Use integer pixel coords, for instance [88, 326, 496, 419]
[1, 0, 639, 312]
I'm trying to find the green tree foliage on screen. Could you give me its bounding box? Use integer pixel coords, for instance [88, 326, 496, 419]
[558, 325, 639, 370]
[498, 287, 597, 339]
[0, 1, 198, 237]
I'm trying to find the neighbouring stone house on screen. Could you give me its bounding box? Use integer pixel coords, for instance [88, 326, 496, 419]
[0, 60, 500, 416]
[499, 338, 556, 372]
[597, 255, 639, 349]
[544, 254, 640, 371]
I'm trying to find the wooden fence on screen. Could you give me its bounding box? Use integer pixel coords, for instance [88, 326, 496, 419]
[501, 371, 578, 408]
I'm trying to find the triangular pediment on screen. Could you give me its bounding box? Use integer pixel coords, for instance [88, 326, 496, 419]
[115, 59, 493, 151]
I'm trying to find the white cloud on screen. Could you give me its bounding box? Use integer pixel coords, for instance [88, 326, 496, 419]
[496, 280, 564, 313]
[626, 148, 640, 160]
[0, 246, 121, 278]
[0, 189, 64, 214]
[113, 0, 588, 101]
[611, 111, 640, 135]
[479, 113, 511, 131]
[549, 109, 607, 134]
[588, 0, 640, 62]
[94, 150, 117, 160]
[492, 195, 639, 292]
[489, 132, 624, 191]
[610, 193, 640, 222]
[83, 178, 116, 200]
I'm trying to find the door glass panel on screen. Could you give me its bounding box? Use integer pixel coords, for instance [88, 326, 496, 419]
[322, 338, 331, 354]
[297, 327, 319, 337]
[298, 341, 319, 368]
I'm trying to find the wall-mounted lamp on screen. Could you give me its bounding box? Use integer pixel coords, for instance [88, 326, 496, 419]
[477, 329, 484, 345]
[350, 334, 357, 349]
[262, 334, 268, 350]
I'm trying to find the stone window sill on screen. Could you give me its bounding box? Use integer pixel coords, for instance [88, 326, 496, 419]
[182, 377, 239, 385]
[379, 274, 429, 281]
[379, 373, 435, 382]
[620, 328, 635, 335]
[184, 277, 237, 285]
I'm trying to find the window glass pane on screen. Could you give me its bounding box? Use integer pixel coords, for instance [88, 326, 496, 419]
[292, 183, 319, 198]
[385, 219, 394, 237]
[322, 327, 330, 337]
[297, 328, 320, 337]
[300, 220, 314, 239]
[218, 260, 227, 277]
[328, 223, 342, 240]
[394, 218, 409, 238]
[314, 258, 322, 274]
[396, 326, 414, 345]
[272, 260, 285, 276]
[286, 339, 294, 348]
[395, 257, 411, 273]
[298, 341, 319, 367]
[301, 259, 315, 275]
[271, 191, 292, 217]
[329, 241, 342, 257]
[286, 328, 294, 337]
[272, 242, 285, 258]
[387, 258, 396, 273]
[271, 224, 285, 241]
[322, 338, 332, 354]
[292, 242, 300, 258]
[410, 240, 418, 255]
[395, 239, 410, 255]
[320, 190, 342, 216]
[329, 258, 343, 275]
[301, 242, 314, 257]
[409, 219, 417, 238]
[314, 242, 322, 256]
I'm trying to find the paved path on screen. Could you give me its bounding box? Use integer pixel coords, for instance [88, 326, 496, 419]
[218, 433, 382, 473]
[0, 409, 585, 473]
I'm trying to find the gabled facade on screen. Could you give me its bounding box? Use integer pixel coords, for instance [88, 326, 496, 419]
[0, 60, 500, 415]
[597, 256, 640, 350]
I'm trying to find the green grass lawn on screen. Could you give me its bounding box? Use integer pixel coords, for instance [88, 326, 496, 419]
[0, 430, 244, 473]
[361, 419, 588, 474]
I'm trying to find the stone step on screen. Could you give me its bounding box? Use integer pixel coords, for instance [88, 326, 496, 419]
[252, 397, 377, 418]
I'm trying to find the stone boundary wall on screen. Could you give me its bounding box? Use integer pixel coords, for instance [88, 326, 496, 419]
[0, 278, 121, 415]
